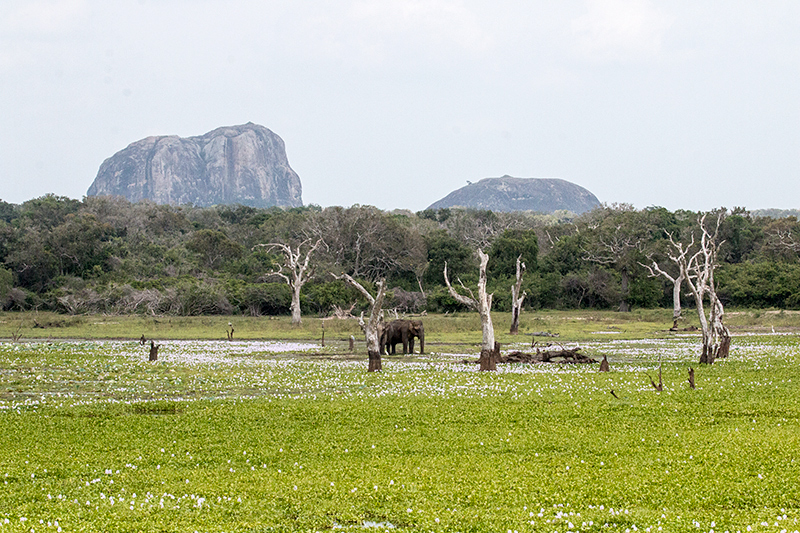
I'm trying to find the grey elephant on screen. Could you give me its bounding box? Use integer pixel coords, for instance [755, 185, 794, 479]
[380, 319, 425, 355]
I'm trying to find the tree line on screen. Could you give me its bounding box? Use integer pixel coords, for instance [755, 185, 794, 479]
[1, 194, 799, 317]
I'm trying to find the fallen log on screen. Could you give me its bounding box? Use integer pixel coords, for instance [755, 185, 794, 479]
[500, 347, 597, 364]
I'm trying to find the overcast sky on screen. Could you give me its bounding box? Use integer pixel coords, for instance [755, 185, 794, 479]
[2, 0, 799, 212]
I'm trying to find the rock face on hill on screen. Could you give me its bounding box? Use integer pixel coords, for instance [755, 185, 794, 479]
[427, 176, 600, 214]
[87, 123, 303, 207]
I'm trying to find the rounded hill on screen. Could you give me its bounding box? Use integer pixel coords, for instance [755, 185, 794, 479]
[427, 176, 600, 214]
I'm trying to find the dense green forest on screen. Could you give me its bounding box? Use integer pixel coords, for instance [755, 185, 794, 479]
[1, 194, 799, 316]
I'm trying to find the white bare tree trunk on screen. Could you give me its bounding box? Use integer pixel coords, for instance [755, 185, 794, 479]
[670, 271, 685, 325]
[256, 238, 323, 326]
[444, 249, 498, 370]
[290, 284, 302, 325]
[509, 255, 526, 335]
[709, 285, 731, 359]
[685, 278, 714, 363]
[664, 213, 729, 364]
[332, 273, 386, 372]
[641, 258, 685, 328]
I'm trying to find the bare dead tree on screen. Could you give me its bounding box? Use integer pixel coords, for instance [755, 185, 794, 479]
[331, 273, 387, 372]
[691, 213, 730, 363]
[765, 226, 800, 252]
[666, 213, 731, 364]
[444, 249, 498, 371]
[761, 218, 800, 262]
[330, 302, 357, 319]
[640, 235, 690, 329]
[255, 238, 323, 326]
[509, 254, 526, 335]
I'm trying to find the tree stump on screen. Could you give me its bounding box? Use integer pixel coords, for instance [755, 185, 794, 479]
[700, 344, 713, 365]
[367, 350, 382, 372]
[149, 340, 159, 361]
[349, 335, 355, 353]
[688, 367, 695, 389]
[718, 336, 731, 358]
[479, 342, 501, 371]
[599, 355, 610, 372]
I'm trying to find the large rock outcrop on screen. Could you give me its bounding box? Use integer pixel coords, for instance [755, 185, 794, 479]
[427, 176, 600, 214]
[87, 123, 303, 208]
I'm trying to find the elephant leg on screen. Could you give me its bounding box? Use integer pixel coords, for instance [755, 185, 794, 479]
[409, 337, 415, 354]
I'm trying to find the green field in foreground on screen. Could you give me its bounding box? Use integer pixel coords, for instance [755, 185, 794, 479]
[2, 316, 800, 532]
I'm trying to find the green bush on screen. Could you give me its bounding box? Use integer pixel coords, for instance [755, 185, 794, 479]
[627, 276, 665, 309]
[239, 282, 292, 316]
[0, 267, 11, 302]
[301, 280, 365, 315]
[424, 286, 469, 313]
[718, 262, 800, 308]
[176, 280, 234, 315]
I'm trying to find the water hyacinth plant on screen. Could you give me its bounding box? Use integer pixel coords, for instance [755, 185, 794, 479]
[1, 317, 800, 532]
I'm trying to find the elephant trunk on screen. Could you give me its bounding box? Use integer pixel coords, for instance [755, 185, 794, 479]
[419, 330, 424, 354]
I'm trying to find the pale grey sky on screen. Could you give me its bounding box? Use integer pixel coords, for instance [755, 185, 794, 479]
[2, 0, 799, 212]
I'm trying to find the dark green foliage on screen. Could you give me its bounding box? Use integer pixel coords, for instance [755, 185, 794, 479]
[424, 286, 470, 313]
[1, 196, 799, 314]
[559, 268, 620, 309]
[301, 280, 365, 315]
[0, 200, 17, 224]
[239, 282, 292, 316]
[422, 230, 474, 287]
[717, 262, 800, 308]
[0, 267, 11, 303]
[175, 280, 234, 315]
[49, 213, 118, 277]
[185, 229, 243, 269]
[627, 275, 667, 308]
[719, 210, 763, 263]
[541, 234, 585, 275]
[416, 207, 451, 223]
[523, 271, 561, 309]
[5, 235, 60, 292]
[487, 228, 538, 279]
[20, 194, 80, 229]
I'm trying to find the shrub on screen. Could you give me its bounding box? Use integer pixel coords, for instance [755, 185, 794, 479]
[176, 280, 234, 315]
[239, 283, 292, 316]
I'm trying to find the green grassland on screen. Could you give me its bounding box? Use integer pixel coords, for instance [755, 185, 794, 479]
[2, 311, 800, 532]
[1, 308, 799, 344]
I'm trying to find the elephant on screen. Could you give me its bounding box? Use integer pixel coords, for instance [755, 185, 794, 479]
[380, 319, 425, 355]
